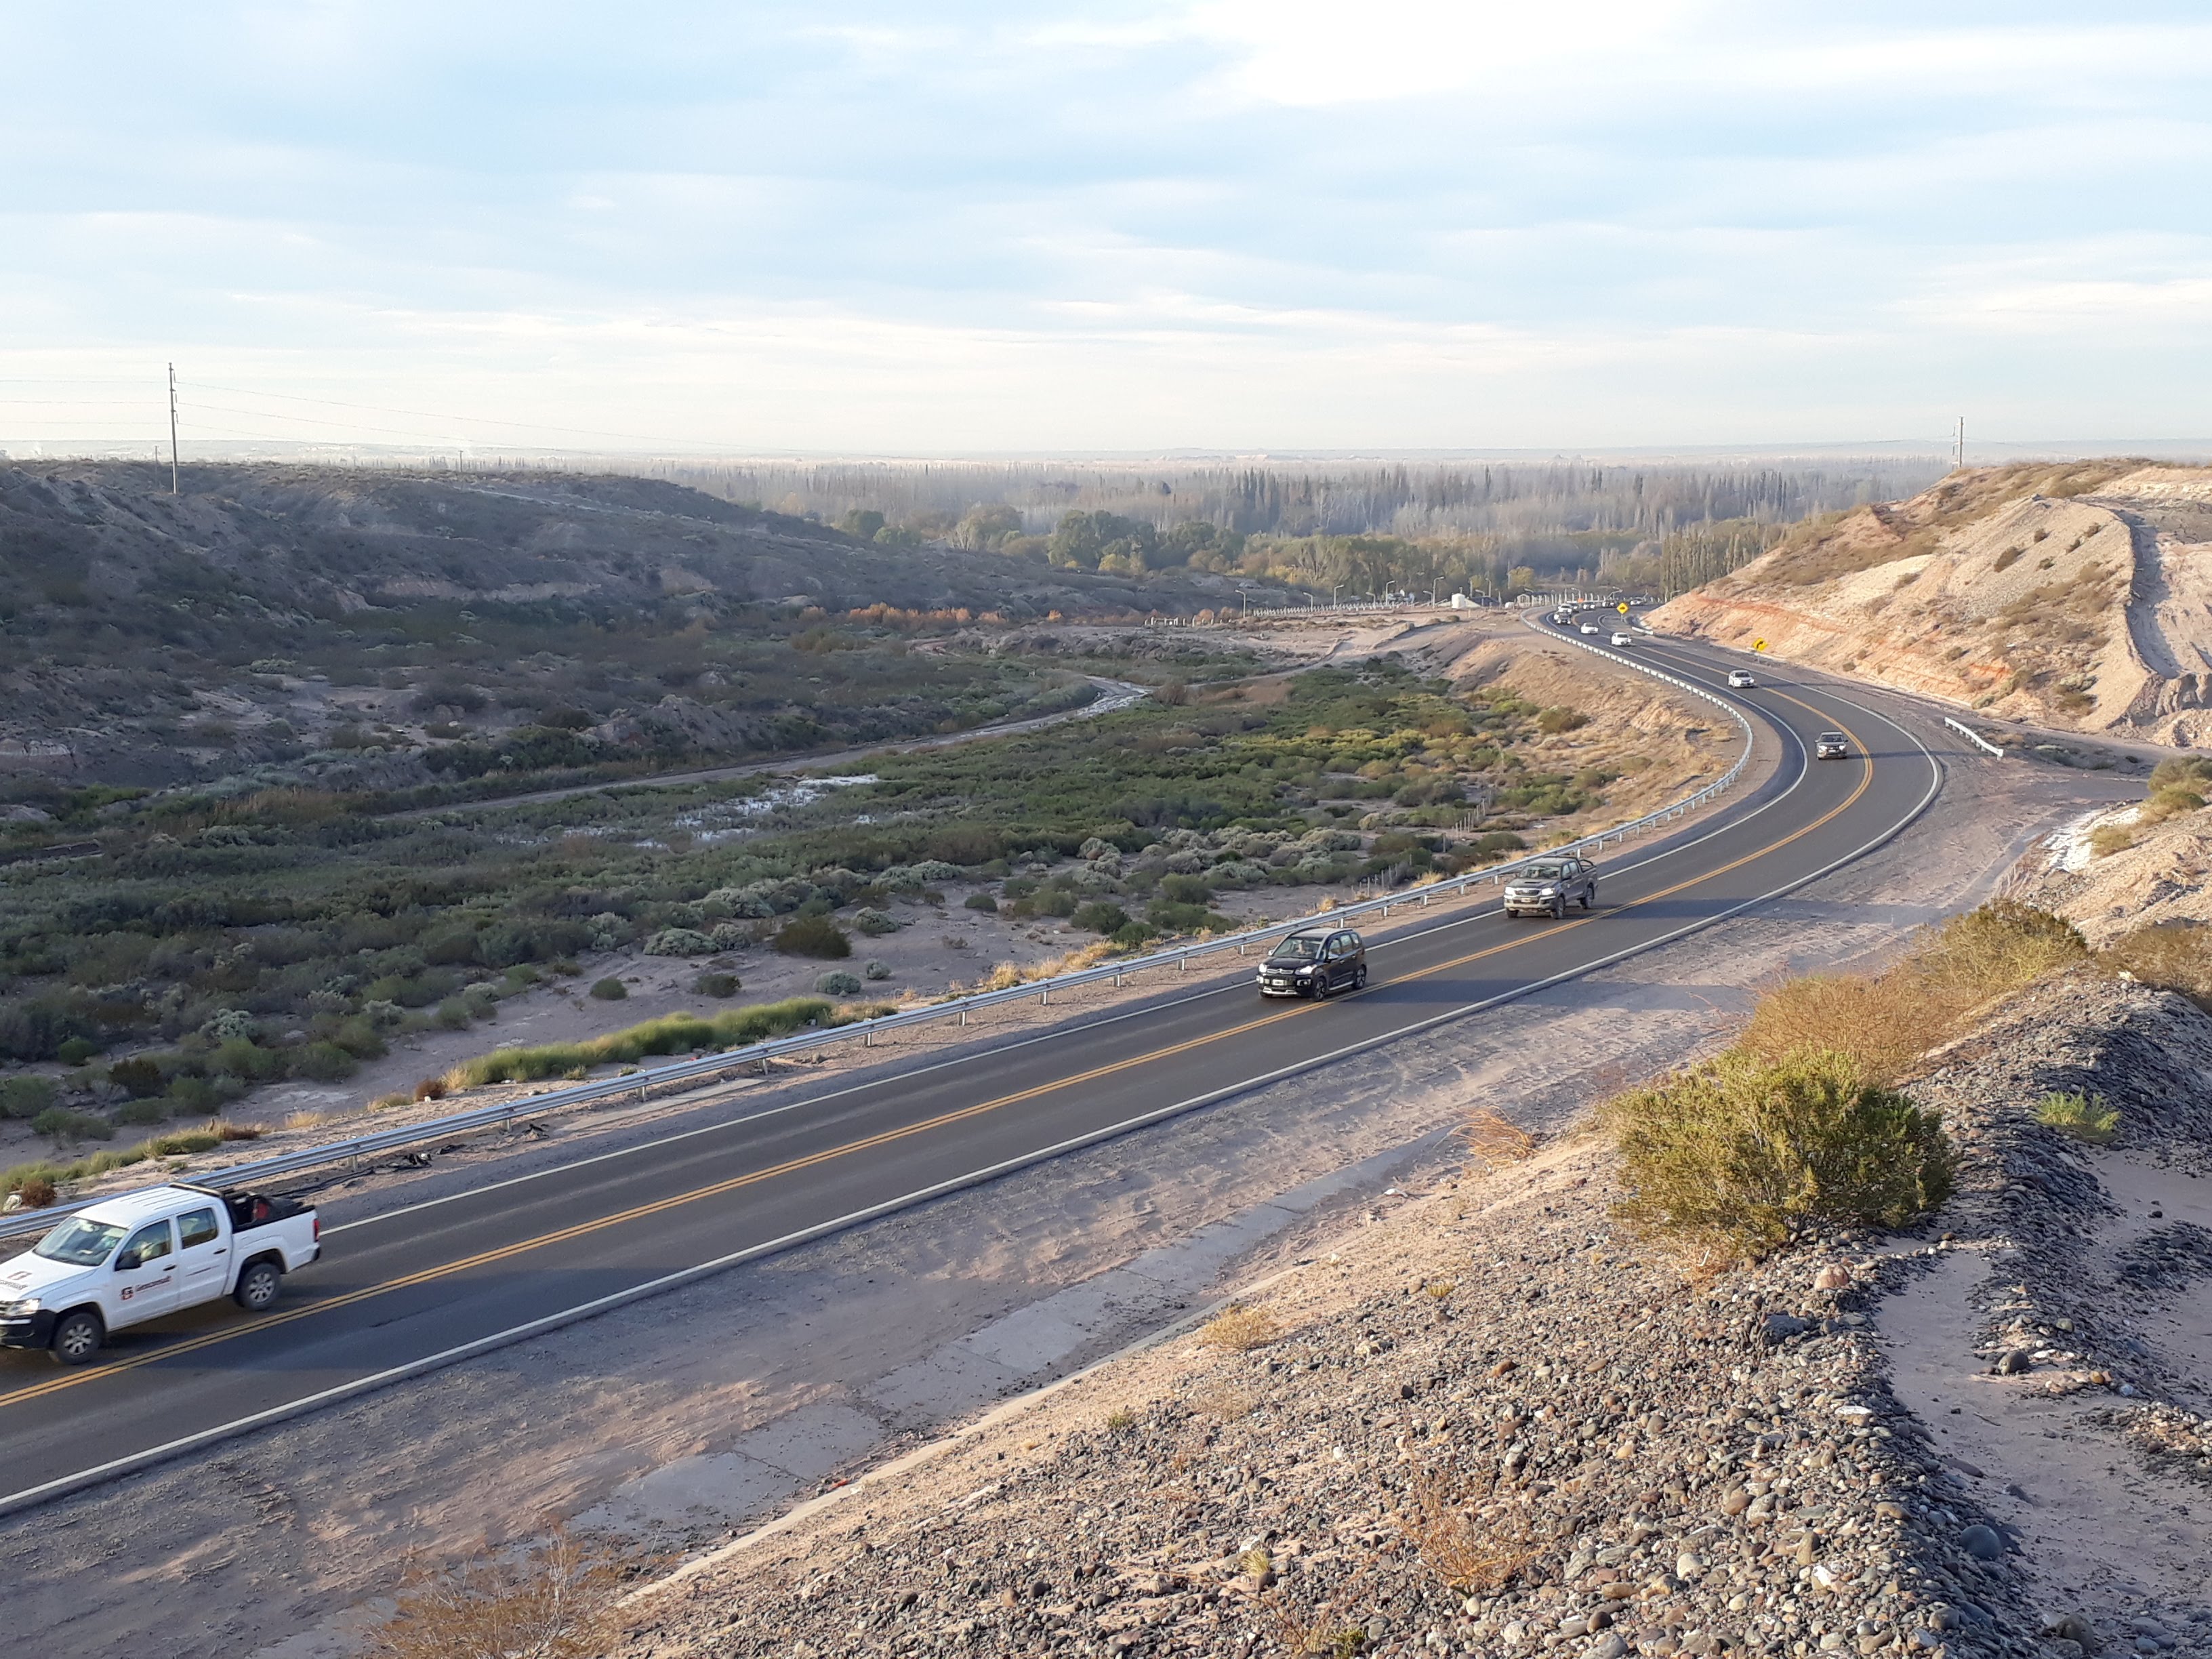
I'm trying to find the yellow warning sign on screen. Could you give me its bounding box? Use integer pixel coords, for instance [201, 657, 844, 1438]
[1617, 602, 1630, 613]
[1752, 638, 1769, 653]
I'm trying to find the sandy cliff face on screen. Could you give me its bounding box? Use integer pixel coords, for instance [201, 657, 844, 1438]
[1652, 463, 2212, 744]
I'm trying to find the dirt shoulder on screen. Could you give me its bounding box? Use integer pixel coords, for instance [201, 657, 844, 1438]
[610, 983, 2212, 1659]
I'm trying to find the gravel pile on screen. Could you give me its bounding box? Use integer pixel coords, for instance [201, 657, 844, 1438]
[614, 976, 2212, 1659]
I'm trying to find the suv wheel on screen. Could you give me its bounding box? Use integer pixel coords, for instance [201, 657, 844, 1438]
[49, 1309, 104, 1366]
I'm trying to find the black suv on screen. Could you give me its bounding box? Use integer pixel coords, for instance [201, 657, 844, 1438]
[1257, 928, 1368, 998]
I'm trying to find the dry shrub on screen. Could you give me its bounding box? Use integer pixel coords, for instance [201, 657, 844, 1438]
[1603, 1048, 1954, 1261]
[1740, 901, 2087, 1084]
[2089, 823, 2137, 859]
[1394, 1470, 1540, 1596]
[213, 1120, 263, 1141]
[2105, 921, 2212, 1010]
[13, 1176, 57, 1209]
[1193, 1382, 1261, 1420]
[1200, 1305, 1282, 1353]
[1461, 1107, 1536, 1169]
[377, 1530, 633, 1659]
[415, 1076, 449, 1103]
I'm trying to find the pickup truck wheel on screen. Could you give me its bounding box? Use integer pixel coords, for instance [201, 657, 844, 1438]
[49, 1310, 104, 1366]
[234, 1259, 284, 1311]
[1578, 889, 1594, 911]
[1551, 899, 1565, 919]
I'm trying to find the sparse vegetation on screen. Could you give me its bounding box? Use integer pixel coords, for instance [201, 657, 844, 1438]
[2104, 921, 2212, 1010]
[588, 977, 629, 1001]
[445, 998, 834, 1087]
[2036, 1090, 2119, 1145]
[1395, 1469, 1540, 1595]
[1199, 1305, 1282, 1353]
[1461, 1107, 1537, 1168]
[773, 915, 852, 959]
[373, 1528, 633, 1659]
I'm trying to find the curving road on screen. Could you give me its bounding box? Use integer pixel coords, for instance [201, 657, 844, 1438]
[0, 624, 1956, 1512]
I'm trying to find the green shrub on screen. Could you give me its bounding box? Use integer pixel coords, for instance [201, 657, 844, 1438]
[449, 998, 834, 1086]
[33, 1107, 115, 1143]
[1157, 873, 1215, 905]
[815, 970, 864, 996]
[962, 892, 998, 912]
[1605, 1048, 1954, 1260]
[2104, 921, 2212, 1010]
[2036, 1090, 2119, 1144]
[692, 971, 742, 998]
[588, 977, 629, 1001]
[1071, 900, 1130, 935]
[0, 1076, 58, 1120]
[1536, 707, 1589, 735]
[645, 927, 717, 956]
[852, 907, 902, 936]
[107, 1057, 166, 1099]
[146, 1128, 224, 1156]
[293, 1041, 358, 1082]
[774, 915, 851, 958]
[117, 1099, 168, 1126]
[56, 1038, 99, 1066]
[863, 959, 890, 981]
[1111, 921, 1158, 950]
[435, 998, 473, 1029]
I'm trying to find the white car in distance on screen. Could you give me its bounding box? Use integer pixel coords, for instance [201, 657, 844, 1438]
[1727, 670, 1755, 688]
[1579, 623, 1600, 635]
[1610, 631, 1633, 647]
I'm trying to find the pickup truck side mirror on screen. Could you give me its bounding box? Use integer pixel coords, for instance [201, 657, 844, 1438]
[114, 1249, 140, 1271]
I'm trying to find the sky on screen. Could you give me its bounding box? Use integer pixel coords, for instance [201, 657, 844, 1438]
[3, 1, 2209, 456]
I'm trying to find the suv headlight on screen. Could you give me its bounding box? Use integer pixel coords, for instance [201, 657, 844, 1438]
[1, 1298, 40, 1317]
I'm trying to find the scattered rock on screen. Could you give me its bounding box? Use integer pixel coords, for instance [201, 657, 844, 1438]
[1957, 1523, 2005, 1561]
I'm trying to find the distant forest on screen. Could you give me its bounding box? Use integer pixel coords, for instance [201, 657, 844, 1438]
[648, 457, 1947, 600]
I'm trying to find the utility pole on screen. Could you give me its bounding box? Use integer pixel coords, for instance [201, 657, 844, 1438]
[167, 364, 180, 494]
[1954, 415, 1964, 471]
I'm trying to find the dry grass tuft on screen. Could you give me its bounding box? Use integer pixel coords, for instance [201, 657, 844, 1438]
[1394, 1469, 1541, 1595]
[1200, 1305, 1282, 1353]
[1192, 1382, 1262, 1420]
[375, 1528, 635, 1659]
[2036, 1090, 2119, 1145]
[2105, 921, 2212, 1010]
[1461, 1108, 1536, 1169]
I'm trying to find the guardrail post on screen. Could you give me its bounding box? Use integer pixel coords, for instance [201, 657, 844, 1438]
[958, 1006, 968, 1026]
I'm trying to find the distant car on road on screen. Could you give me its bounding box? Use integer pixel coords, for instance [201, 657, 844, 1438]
[1727, 670, 1755, 688]
[1816, 731, 1850, 758]
[1578, 623, 1599, 635]
[1610, 631, 1633, 647]
[1503, 857, 1598, 920]
[1256, 928, 1367, 998]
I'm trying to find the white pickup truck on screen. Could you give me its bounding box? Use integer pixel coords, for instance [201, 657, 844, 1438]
[0, 1183, 320, 1364]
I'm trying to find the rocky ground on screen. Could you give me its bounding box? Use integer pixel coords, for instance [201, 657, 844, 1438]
[611, 972, 2212, 1659]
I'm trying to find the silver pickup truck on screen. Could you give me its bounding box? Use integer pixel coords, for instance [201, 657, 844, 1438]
[1502, 857, 1599, 920]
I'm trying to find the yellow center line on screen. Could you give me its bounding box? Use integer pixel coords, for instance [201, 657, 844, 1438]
[3, 700, 1874, 1406]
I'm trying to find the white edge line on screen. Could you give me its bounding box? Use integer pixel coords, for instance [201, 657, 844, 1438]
[0, 710, 1931, 1521]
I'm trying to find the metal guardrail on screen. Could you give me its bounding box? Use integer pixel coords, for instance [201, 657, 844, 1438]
[1942, 716, 2006, 759]
[0, 614, 1759, 1241]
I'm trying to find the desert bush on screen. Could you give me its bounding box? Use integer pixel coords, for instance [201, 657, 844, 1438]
[1395, 1470, 1540, 1595]
[588, 977, 628, 1001]
[0, 1076, 58, 1120]
[851, 908, 901, 936]
[1071, 900, 1131, 935]
[1605, 1048, 1954, 1259]
[146, 1128, 223, 1156]
[2089, 823, 2137, 858]
[9, 1175, 57, 1208]
[2036, 1090, 2119, 1144]
[2104, 921, 2212, 1009]
[413, 1076, 448, 1102]
[33, 1107, 114, 1143]
[863, 959, 890, 981]
[1200, 1305, 1281, 1352]
[1740, 901, 2088, 1084]
[1461, 1107, 1536, 1169]
[692, 970, 741, 998]
[1535, 707, 1589, 735]
[962, 891, 998, 912]
[774, 914, 851, 958]
[107, 1056, 166, 1099]
[449, 998, 834, 1086]
[644, 927, 716, 957]
[814, 970, 863, 996]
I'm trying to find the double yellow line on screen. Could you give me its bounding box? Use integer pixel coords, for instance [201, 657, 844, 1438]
[3, 692, 1870, 1408]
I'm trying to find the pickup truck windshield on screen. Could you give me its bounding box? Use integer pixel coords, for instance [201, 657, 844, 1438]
[1269, 937, 1326, 961]
[1520, 863, 1568, 880]
[33, 1216, 127, 1266]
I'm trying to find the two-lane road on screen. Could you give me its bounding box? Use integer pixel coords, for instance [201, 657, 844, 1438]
[0, 634, 1951, 1510]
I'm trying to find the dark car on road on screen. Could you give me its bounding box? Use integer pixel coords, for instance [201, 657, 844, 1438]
[1257, 928, 1368, 998]
[1816, 731, 1850, 759]
[1502, 857, 1599, 919]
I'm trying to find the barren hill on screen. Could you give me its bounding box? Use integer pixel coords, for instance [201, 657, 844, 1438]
[1651, 462, 2212, 743]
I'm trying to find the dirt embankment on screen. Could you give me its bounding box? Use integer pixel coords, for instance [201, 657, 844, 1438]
[610, 972, 2212, 1659]
[1653, 463, 2212, 745]
[2005, 800, 2212, 947]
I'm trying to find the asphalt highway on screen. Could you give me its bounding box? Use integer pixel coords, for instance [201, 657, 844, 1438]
[0, 622, 1953, 1509]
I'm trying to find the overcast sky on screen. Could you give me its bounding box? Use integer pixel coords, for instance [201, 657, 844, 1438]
[4, 2, 2208, 455]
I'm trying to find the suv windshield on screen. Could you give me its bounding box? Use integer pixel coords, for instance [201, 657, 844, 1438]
[1269, 936, 1326, 962]
[33, 1216, 127, 1267]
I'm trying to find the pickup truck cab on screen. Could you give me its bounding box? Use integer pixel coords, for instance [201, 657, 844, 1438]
[1257, 928, 1368, 998]
[1504, 857, 1599, 919]
[0, 1184, 319, 1364]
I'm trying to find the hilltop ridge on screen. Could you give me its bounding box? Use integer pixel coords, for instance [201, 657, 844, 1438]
[1651, 463, 2212, 743]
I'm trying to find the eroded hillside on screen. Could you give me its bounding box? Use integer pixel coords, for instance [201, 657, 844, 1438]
[1652, 462, 2212, 742]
